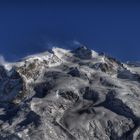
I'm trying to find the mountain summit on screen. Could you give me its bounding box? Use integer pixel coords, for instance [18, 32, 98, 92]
[0, 47, 140, 140]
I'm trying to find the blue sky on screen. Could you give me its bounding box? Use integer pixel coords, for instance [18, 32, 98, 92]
[0, 1, 140, 62]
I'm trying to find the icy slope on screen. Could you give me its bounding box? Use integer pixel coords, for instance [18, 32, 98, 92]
[0, 46, 140, 140]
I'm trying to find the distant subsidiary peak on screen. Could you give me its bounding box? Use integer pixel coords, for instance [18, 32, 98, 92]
[72, 45, 94, 59]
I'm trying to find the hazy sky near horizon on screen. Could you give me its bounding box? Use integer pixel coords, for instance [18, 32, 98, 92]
[0, 0, 140, 62]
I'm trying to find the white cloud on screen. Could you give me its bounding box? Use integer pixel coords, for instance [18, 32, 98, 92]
[0, 55, 12, 71]
[0, 55, 6, 65]
[72, 40, 82, 46]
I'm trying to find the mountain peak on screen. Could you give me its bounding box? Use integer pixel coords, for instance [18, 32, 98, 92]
[72, 45, 98, 59]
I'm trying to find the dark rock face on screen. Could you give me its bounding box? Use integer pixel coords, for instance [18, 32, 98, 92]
[118, 69, 140, 82]
[0, 47, 140, 140]
[0, 67, 24, 102]
[0, 66, 8, 81]
[82, 87, 99, 102]
[68, 67, 81, 77]
[73, 46, 92, 59]
[68, 67, 88, 80]
[58, 90, 79, 102]
[34, 81, 55, 98]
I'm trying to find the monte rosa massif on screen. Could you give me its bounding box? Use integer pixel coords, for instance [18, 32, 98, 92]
[0, 46, 140, 140]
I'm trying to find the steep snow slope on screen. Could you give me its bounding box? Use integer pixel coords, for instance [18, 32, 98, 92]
[0, 46, 140, 140]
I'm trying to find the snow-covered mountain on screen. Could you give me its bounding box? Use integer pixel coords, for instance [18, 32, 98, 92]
[0, 46, 140, 140]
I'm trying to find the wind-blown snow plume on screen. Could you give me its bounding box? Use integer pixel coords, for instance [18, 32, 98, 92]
[0, 55, 12, 71]
[0, 55, 6, 65]
[72, 40, 82, 46]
